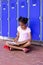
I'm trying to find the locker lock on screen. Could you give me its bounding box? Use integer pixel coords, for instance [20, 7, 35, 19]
[21, 5, 24, 8]
[3, 8, 6, 10]
[32, 4, 36, 6]
[11, 7, 15, 9]
[21, 2, 25, 8]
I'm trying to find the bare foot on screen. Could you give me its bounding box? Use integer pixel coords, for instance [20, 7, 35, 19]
[23, 48, 30, 53]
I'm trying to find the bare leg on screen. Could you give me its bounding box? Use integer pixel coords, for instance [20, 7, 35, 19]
[5, 41, 31, 51]
[21, 41, 31, 48]
[6, 42, 24, 51]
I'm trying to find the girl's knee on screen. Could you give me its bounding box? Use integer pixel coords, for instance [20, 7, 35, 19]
[22, 42, 31, 48]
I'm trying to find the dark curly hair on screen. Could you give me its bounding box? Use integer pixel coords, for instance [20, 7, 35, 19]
[18, 16, 28, 24]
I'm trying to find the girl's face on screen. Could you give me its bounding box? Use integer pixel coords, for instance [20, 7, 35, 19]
[19, 22, 26, 29]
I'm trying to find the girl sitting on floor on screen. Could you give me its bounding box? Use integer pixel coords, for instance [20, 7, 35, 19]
[5, 17, 31, 53]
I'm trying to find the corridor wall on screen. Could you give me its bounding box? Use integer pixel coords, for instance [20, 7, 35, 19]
[29, 0, 40, 41]
[42, 0, 43, 40]
[0, 0, 43, 41]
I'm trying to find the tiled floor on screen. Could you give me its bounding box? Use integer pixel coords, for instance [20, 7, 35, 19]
[0, 40, 43, 65]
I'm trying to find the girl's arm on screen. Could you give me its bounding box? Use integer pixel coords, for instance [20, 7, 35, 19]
[13, 32, 19, 42]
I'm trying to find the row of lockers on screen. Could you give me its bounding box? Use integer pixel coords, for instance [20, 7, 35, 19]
[0, 0, 43, 41]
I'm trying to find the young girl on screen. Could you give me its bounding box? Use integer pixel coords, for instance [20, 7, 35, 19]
[5, 17, 31, 53]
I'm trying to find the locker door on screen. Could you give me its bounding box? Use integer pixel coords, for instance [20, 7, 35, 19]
[29, 0, 40, 41]
[0, 19, 1, 36]
[42, 20, 43, 41]
[42, 0, 43, 41]
[0, 20, 1, 36]
[0, 0, 2, 36]
[0, 18, 1, 36]
[2, 0, 8, 37]
[29, 19, 40, 40]
[18, 0, 28, 17]
[9, 0, 17, 38]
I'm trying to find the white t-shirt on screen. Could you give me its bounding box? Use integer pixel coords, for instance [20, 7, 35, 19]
[17, 26, 31, 42]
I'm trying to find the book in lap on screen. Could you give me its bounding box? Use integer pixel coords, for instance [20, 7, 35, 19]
[8, 41, 16, 45]
[6, 38, 19, 45]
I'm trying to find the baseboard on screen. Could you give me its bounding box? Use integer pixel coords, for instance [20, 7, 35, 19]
[0, 36, 11, 41]
[32, 40, 43, 46]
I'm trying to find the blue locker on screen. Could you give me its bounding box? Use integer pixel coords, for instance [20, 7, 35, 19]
[18, 0, 28, 17]
[0, 21, 1, 36]
[42, 0, 43, 41]
[2, 0, 8, 37]
[29, 18, 40, 40]
[0, 0, 1, 36]
[42, 0, 43, 18]
[30, 0, 40, 18]
[29, 0, 40, 41]
[42, 22, 43, 41]
[9, 0, 17, 38]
